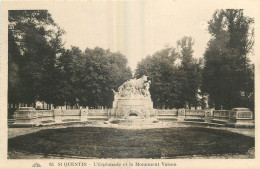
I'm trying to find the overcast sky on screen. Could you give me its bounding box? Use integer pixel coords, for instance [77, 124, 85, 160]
[46, 0, 256, 71]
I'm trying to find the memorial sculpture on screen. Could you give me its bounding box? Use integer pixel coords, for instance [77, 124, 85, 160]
[111, 75, 155, 118]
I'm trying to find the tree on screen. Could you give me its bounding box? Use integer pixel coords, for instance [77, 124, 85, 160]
[8, 28, 22, 104]
[202, 9, 254, 110]
[135, 47, 180, 109]
[83, 47, 132, 108]
[8, 10, 65, 106]
[177, 36, 202, 109]
[135, 37, 202, 109]
[8, 10, 133, 109]
[57, 46, 132, 108]
[56, 47, 85, 107]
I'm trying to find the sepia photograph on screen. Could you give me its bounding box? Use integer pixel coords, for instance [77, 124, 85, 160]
[1, 0, 260, 168]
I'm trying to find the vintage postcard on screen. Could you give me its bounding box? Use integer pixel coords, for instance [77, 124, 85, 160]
[0, 0, 260, 168]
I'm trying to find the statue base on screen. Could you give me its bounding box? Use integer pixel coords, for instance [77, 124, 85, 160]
[111, 98, 155, 119]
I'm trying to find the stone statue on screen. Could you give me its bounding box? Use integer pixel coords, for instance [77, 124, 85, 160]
[113, 75, 151, 99]
[112, 89, 120, 100]
[144, 80, 151, 97]
[112, 75, 154, 118]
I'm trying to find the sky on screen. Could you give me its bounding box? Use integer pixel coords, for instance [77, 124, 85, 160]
[45, 0, 257, 71]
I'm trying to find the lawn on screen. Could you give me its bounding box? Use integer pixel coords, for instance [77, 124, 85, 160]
[8, 127, 254, 158]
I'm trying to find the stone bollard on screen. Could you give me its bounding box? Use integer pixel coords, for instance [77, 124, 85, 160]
[204, 109, 213, 123]
[80, 108, 88, 122]
[54, 109, 62, 124]
[12, 107, 39, 127]
[177, 109, 185, 122]
[150, 109, 156, 117]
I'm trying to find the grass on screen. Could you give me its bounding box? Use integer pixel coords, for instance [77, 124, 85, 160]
[8, 127, 254, 158]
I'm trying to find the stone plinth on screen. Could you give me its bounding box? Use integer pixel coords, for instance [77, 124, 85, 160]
[54, 109, 62, 123]
[228, 108, 254, 127]
[80, 108, 88, 122]
[12, 107, 39, 126]
[112, 98, 155, 118]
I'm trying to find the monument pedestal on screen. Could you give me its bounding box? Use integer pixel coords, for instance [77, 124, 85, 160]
[12, 107, 40, 127]
[111, 76, 155, 119]
[228, 108, 254, 127]
[112, 98, 155, 119]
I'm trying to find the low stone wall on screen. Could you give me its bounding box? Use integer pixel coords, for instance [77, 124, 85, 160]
[60, 110, 81, 122]
[185, 110, 205, 116]
[61, 110, 81, 116]
[37, 110, 55, 124]
[87, 109, 110, 120]
[212, 110, 230, 124]
[12, 108, 110, 126]
[88, 109, 109, 116]
[156, 109, 178, 120]
[11, 107, 254, 127]
[156, 109, 178, 116]
[184, 110, 205, 122]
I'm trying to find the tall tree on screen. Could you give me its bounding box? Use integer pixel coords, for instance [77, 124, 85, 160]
[56, 47, 85, 107]
[8, 10, 65, 106]
[8, 10, 133, 109]
[135, 47, 180, 109]
[83, 47, 132, 108]
[58, 47, 132, 108]
[177, 36, 202, 109]
[202, 9, 254, 110]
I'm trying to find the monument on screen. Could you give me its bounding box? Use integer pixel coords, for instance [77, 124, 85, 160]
[111, 76, 155, 119]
